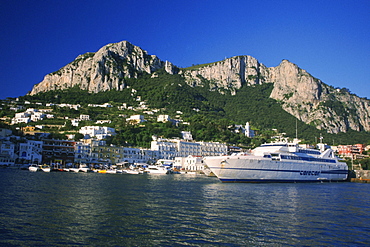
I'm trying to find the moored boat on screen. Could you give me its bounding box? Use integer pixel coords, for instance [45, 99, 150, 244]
[39, 165, 51, 172]
[78, 164, 91, 172]
[106, 169, 117, 174]
[28, 164, 39, 172]
[144, 165, 171, 174]
[125, 169, 141, 174]
[203, 140, 348, 183]
[69, 167, 80, 173]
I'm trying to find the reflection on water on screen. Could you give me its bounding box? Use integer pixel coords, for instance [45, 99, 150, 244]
[1, 169, 370, 246]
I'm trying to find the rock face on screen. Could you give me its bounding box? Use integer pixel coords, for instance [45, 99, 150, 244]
[29, 41, 370, 133]
[181, 58, 370, 133]
[267, 60, 370, 133]
[181, 56, 268, 94]
[30, 41, 176, 95]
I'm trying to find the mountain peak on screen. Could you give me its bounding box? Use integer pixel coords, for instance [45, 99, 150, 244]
[28, 40, 370, 134]
[30, 41, 174, 95]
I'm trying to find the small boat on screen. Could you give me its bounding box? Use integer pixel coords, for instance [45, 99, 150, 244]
[125, 169, 141, 174]
[69, 167, 80, 173]
[78, 164, 91, 173]
[106, 169, 117, 174]
[39, 165, 51, 172]
[28, 164, 39, 172]
[145, 165, 171, 174]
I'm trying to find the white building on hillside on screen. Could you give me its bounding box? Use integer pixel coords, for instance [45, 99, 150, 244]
[11, 108, 51, 125]
[79, 126, 116, 140]
[126, 115, 145, 124]
[79, 114, 90, 120]
[157, 115, 171, 123]
[245, 122, 255, 138]
[181, 131, 193, 141]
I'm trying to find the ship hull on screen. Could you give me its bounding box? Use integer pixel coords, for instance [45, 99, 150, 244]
[204, 156, 348, 183]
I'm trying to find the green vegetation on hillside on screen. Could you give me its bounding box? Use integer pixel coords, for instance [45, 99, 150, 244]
[16, 71, 370, 147]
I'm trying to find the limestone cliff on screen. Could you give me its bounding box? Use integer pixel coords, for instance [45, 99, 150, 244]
[267, 60, 370, 133]
[30, 41, 177, 95]
[182, 58, 370, 133]
[180, 56, 268, 95]
[29, 41, 370, 134]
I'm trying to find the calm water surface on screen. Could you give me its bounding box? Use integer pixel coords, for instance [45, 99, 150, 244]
[0, 169, 369, 246]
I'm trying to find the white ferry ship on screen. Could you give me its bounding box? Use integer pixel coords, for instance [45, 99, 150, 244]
[203, 141, 348, 183]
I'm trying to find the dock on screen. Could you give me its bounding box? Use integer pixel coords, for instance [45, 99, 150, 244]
[349, 170, 370, 183]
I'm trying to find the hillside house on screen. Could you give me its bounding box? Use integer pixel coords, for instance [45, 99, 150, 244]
[79, 126, 116, 140]
[126, 115, 145, 124]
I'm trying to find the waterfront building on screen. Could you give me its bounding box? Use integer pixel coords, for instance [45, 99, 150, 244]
[74, 142, 92, 164]
[198, 141, 228, 157]
[88, 142, 160, 165]
[151, 137, 227, 160]
[17, 140, 43, 164]
[0, 140, 16, 166]
[174, 155, 204, 171]
[150, 138, 177, 160]
[42, 139, 75, 165]
[90, 144, 125, 165]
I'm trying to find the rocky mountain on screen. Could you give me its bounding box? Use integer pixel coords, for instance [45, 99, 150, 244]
[30, 41, 178, 94]
[30, 41, 370, 134]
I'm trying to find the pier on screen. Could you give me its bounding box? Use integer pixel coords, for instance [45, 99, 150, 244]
[349, 170, 370, 183]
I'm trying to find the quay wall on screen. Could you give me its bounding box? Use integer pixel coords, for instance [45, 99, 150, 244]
[349, 170, 370, 183]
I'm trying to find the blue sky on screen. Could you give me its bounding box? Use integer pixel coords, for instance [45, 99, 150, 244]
[1, 0, 369, 99]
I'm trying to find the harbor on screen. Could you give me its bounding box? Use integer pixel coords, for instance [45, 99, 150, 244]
[1, 168, 370, 246]
[3, 163, 370, 184]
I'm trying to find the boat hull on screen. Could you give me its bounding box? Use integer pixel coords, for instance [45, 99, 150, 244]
[28, 165, 38, 172]
[204, 156, 348, 183]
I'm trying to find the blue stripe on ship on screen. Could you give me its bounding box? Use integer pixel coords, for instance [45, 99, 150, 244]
[210, 167, 348, 174]
[219, 179, 346, 183]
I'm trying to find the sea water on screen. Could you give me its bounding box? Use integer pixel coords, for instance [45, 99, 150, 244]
[0, 169, 369, 246]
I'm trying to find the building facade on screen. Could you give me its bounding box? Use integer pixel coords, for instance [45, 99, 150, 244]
[151, 138, 227, 160]
[79, 126, 116, 140]
[17, 140, 43, 164]
[42, 139, 75, 165]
